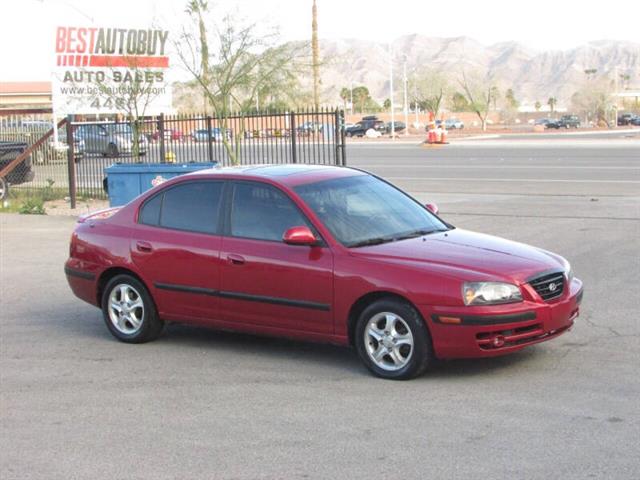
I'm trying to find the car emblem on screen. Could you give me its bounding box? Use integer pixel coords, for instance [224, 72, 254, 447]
[548, 282, 557, 292]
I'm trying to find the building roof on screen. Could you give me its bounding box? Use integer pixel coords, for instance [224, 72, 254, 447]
[0, 82, 52, 96]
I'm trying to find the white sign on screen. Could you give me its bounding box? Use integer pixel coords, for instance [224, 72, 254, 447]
[52, 26, 172, 115]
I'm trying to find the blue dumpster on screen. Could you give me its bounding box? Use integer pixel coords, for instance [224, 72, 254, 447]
[104, 162, 216, 206]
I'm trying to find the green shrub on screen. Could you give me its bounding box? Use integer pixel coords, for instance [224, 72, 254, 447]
[18, 198, 46, 215]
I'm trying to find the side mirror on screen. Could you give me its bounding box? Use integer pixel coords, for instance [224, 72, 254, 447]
[425, 203, 439, 215]
[283, 226, 318, 246]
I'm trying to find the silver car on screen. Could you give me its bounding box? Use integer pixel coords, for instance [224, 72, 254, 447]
[76, 123, 147, 157]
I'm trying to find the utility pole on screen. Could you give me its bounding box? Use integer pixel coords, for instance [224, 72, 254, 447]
[614, 66, 619, 127]
[413, 69, 419, 125]
[389, 44, 395, 139]
[403, 55, 409, 136]
[312, 0, 320, 109]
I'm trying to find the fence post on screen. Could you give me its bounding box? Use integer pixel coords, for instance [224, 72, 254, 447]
[290, 111, 297, 164]
[159, 113, 166, 162]
[336, 109, 347, 166]
[65, 115, 77, 209]
[206, 115, 214, 163]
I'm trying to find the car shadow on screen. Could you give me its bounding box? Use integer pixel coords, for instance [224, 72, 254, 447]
[53, 307, 544, 379]
[161, 322, 364, 375]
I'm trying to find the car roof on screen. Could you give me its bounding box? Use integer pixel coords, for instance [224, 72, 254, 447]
[187, 164, 364, 187]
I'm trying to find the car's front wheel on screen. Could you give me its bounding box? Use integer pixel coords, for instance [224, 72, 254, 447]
[101, 274, 164, 343]
[355, 299, 432, 380]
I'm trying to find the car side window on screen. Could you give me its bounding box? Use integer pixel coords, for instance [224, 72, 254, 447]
[139, 181, 223, 234]
[139, 192, 162, 226]
[230, 182, 310, 242]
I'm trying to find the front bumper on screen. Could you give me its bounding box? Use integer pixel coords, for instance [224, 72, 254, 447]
[420, 278, 583, 359]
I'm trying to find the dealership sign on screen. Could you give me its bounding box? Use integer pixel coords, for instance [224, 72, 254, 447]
[52, 26, 172, 115]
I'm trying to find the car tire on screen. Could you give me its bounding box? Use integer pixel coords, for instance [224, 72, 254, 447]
[101, 274, 164, 343]
[355, 298, 432, 380]
[107, 143, 119, 157]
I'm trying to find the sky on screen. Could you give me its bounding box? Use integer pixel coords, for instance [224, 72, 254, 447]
[1, 0, 639, 82]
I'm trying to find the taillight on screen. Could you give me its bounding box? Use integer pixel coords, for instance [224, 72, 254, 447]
[78, 207, 120, 223]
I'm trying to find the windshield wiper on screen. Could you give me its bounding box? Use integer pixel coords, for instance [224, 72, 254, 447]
[349, 227, 451, 248]
[348, 236, 395, 248]
[394, 228, 449, 241]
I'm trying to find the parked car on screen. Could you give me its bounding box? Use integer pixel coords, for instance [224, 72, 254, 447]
[192, 128, 233, 142]
[0, 141, 35, 200]
[152, 128, 184, 142]
[385, 121, 406, 133]
[37, 136, 85, 164]
[444, 118, 464, 129]
[76, 123, 147, 157]
[65, 164, 583, 380]
[558, 115, 581, 128]
[535, 118, 560, 129]
[631, 115, 640, 126]
[617, 113, 638, 126]
[345, 118, 386, 137]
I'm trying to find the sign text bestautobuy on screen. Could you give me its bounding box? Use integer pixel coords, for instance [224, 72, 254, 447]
[53, 26, 172, 115]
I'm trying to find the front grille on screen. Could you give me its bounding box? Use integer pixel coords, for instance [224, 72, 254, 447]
[529, 271, 565, 301]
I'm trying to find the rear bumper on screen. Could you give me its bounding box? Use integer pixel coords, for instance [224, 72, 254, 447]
[64, 260, 99, 307]
[420, 278, 583, 359]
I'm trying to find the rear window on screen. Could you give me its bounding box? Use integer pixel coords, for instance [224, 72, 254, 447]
[139, 181, 223, 234]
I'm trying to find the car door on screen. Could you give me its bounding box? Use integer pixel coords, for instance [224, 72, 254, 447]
[131, 180, 226, 322]
[219, 181, 334, 334]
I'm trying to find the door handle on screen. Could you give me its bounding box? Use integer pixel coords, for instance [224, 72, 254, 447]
[227, 254, 245, 265]
[136, 240, 153, 252]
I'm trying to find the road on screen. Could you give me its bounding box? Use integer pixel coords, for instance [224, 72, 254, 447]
[1, 140, 639, 479]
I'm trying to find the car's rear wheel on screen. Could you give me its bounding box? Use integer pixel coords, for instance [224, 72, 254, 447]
[107, 143, 119, 157]
[101, 274, 163, 343]
[355, 299, 432, 380]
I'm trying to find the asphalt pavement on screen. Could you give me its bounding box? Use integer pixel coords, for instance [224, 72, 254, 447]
[1, 139, 639, 479]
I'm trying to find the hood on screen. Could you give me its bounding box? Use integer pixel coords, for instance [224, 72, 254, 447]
[348, 228, 566, 284]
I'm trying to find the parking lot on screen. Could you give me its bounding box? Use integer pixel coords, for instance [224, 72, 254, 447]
[1, 139, 639, 479]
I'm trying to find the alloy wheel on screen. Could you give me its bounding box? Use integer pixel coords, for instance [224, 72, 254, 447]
[363, 312, 414, 371]
[108, 283, 145, 335]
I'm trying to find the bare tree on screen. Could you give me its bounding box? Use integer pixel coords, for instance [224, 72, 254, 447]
[459, 71, 494, 131]
[311, 0, 320, 108]
[177, 6, 307, 164]
[409, 69, 449, 118]
[571, 78, 614, 127]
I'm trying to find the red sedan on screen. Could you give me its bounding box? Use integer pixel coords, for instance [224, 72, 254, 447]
[65, 165, 583, 379]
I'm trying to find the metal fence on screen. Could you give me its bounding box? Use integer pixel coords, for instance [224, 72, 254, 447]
[0, 108, 346, 204]
[0, 114, 79, 201]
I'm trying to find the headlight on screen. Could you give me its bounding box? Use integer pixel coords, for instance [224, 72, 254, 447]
[565, 262, 573, 283]
[463, 282, 523, 306]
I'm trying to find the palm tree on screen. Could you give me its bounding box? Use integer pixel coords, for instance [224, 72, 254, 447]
[339, 87, 350, 111]
[547, 97, 557, 114]
[185, 0, 209, 113]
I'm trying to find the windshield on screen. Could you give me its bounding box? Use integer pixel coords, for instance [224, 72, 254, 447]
[295, 174, 450, 247]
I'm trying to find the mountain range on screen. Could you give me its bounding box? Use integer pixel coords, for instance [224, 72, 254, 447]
[312, 36, 640, 107]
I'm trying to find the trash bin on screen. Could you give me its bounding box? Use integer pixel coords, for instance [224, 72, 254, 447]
[104, 162, 216, 206]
